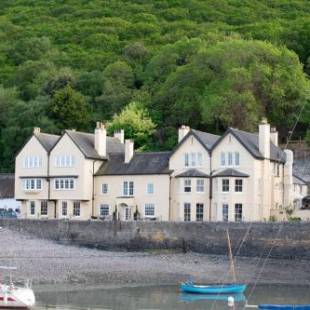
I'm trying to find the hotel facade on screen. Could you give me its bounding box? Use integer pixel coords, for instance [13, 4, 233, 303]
[15, 120, 309, 222]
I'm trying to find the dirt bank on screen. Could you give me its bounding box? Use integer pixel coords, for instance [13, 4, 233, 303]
[1, 228, 309, 286]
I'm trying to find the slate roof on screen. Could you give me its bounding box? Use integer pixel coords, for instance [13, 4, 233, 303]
[96, 152, 171, 175]
[191, 129, 221, 150]
[293, 174, 307, 185]
[35, 133, 60, 152]
[214, 128, 286, 163]
[0, 174, 15, 199]
[213, 168, 250, 178]
[65, 130, 124, 159]
[293, 159, 310, 183]
[175, 169, 210, 178]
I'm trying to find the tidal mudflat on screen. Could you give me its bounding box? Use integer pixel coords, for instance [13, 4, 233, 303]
[1, 228, 310, 287]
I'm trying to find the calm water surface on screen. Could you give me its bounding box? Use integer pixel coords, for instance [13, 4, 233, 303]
[34, 284, 310, 310]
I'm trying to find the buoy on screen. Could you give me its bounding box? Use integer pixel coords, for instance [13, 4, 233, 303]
[228, 296, 235, 307]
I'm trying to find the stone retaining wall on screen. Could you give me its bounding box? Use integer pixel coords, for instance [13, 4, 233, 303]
[1, 219, 310, 259]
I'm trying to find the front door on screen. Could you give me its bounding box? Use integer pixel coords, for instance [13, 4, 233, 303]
[124, 207, 131, 221]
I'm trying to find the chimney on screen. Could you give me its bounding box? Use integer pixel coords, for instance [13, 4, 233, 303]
[178, 125, 190, 143]
[270, 127, 278, 147]
[33, 127, 40, 135]
[125, 139, 134, 163]
[95, 122, 106, 157]
[284, 149, 293, 207]
[114, 129, 124, 144]
[259, 117, 270, 158]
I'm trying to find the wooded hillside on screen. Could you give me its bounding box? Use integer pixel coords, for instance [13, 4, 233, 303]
[0, 0, 309, 171]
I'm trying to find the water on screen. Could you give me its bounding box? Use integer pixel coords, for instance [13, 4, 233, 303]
[33, 284, 310, 309]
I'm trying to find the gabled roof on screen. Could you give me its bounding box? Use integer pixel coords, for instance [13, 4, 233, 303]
[35, 133, 60, 152]
[293, 174, 307, 185]
[175, 169, 210, 178]
[213, 168, 249, 178]
[65, 130, 124, 160]
[0, 174, 15, 199]
[170, 129, 221, 157]
[212, 128, 286, 163]
[96, 152, 171, 176]
[294, 159, 310, 183]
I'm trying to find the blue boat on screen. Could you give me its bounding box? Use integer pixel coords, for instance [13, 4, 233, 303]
[179, 282, 247, 294]
[179, 293, 246, 302]
[259, 305, 310, 310]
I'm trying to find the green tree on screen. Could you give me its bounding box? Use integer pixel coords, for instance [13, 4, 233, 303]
[48, 85, 91, 130]
[107, 101, 156, 149]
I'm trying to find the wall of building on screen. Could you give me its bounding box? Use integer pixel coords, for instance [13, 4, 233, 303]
[2, 219, 310, 259]
[94, 174, 170, 221]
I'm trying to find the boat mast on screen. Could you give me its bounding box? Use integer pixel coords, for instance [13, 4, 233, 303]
[226, 228, 237, 282]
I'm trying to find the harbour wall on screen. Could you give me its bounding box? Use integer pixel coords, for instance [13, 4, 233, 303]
[1, 219, 310, 259]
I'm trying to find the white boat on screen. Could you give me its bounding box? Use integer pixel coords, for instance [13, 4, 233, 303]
[0, 266, 35, 309]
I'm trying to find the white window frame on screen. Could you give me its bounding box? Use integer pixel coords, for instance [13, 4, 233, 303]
[222, 204, 229, 222]
[23, 156, 42, 168]
[54, 178, 75, 190]
[235, 179, 243, 192]
[196, 179, 204, 193]
[184, 179, 191, 193]
[100, 204, 110, 217]
[123, 181, 134, 196]
[73, 201, 80, 217]
[228, 152, 233, 166]
[62, 201, 68, 216]
[23, 178, 43, 191]
[221, 152, 226, 166]
[146, 183, 154, 195]
[40, 201, 48, 216]
[222, 179, 229, 192]
[235, 152, 240, 166]
[235, 203, 243, 222]
[184, 153, 189, 167]
[145, 203, 155, 217]
[196, 203, 204, 221]
[54, 155, 75, 168]
[30, 201, 35, 215]
[184, 203, 191, 222]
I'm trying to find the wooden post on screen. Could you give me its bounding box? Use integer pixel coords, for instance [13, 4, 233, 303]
[226, 228, 237, 282]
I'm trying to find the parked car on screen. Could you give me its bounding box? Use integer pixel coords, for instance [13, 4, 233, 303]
[0, 208, 18, 218]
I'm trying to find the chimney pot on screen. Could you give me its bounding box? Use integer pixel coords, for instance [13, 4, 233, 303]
[114, 129, 125, 144]
[125, 139, 134, 163]
[95, 122, 106, 157]
[33, 127, 40, 135]
[270, 127, 278, 147]
[178, 125, 190, 143]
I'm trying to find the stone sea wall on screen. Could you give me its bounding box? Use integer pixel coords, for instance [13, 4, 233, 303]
[1, 219, 310, 259]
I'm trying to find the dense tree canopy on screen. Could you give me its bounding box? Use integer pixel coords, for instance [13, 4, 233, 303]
[0, 0, 309, 171]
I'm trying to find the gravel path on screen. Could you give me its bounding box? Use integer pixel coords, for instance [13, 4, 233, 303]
[1, 228, 310, 287]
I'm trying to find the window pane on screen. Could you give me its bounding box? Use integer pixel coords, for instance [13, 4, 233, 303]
[73, 202, 80, 216]
[184, 153, 189, 167]
[41, 201, 48, 215]
[221, 152, 226, 166]
[235, 204, 242, 222]
[184, 203, 191, 221]
[222, 179, 229, 192]
[196, 203, 203, 221]
[62, 202, 67, 216]
[191, 153, 196, 167]
[196, 179, 204, 192]
[197, 153, 203, 166]
[223, 204, 229, 222]
[184, 179, 191, 192]
[228, 152, 233, 165]
[235, 179, 243, 192]
[235, 152, 240, 166]
[102, 184, 108, 194]
[147, 183, 154, 194]
[100, 204, 109, 216]
[145, 204, 155, 216]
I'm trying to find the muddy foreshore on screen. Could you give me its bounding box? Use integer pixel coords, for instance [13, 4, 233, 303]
[1, 228, 309, 287]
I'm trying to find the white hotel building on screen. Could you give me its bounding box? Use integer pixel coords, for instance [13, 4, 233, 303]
[15, 119, 309, 222]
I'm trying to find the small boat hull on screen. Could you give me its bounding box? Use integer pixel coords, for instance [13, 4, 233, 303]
[259, 305, 310, 310]
[180, 282, 247, 294]
[179, 293, 246, 302]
